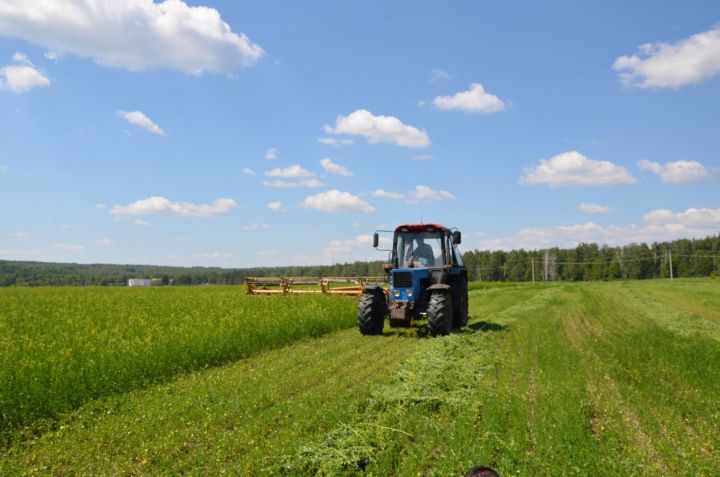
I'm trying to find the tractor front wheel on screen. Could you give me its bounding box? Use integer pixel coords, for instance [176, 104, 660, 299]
[427, 291, 453, 336]
[358, 290, 385, 335]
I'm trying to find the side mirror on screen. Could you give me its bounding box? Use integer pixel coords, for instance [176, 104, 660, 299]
[373, 232, 379, 248]
[452, 230, 462, 245]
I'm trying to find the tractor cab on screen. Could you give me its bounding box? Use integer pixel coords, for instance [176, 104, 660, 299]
[360, 224, 468, 336]
[390, 224, 462, 269]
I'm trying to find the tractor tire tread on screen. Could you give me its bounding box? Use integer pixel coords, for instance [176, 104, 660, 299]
[427, 291, 453, 336]
[452, 277, 469, 327]
[358, 291, 385, 335]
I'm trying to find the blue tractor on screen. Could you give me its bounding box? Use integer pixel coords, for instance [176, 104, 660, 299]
[358, 223, 468, 336]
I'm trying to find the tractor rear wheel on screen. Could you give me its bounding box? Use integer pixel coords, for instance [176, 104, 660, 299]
[358, 290, 385, 335]
[452, 277, 469, 328]
[427, 291, 453, 336]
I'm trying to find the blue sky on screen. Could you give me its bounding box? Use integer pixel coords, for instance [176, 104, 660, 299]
[0, 0, 719, 267]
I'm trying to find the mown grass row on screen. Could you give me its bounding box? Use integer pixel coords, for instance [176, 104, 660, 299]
[467, 281, 549, 291]
[283, 280, 720, 475]
[0, 286, 357, 445]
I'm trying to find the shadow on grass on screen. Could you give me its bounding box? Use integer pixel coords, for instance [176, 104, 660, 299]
[466, 321, 506, 332]
[377, 317, 506, 338]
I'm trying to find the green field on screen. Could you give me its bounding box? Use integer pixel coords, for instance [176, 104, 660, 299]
[1, 279, 719, 475]
[0, 287, 357, 444]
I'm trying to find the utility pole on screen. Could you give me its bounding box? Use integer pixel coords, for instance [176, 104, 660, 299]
[668, 250, 674, 282]
[531, 257, 535, 284]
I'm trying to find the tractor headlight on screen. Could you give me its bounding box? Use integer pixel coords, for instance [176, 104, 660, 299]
[406, 289, 414, 298]
[392, 289, 401, 298]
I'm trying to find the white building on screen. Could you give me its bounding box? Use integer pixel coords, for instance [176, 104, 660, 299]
[127, 278, 152, 287]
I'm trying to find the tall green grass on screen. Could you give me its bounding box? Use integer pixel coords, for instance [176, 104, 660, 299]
[0, 286, 356, 444]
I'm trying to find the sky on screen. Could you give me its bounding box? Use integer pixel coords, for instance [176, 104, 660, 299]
[0, 0, 719, 267]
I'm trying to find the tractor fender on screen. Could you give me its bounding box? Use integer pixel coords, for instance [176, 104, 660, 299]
[362, 284, 384, 293]
[426, 283, 451, 293]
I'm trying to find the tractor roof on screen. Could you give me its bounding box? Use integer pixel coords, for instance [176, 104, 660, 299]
[395, 223, 447, 232]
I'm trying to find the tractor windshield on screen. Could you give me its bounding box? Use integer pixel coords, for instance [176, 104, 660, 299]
[396, 230, 446, 268]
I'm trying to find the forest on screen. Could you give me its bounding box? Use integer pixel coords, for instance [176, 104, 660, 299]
[0, 234, 717, 286]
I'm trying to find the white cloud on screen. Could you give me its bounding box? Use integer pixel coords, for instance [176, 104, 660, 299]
[520, 151, 636, 187]
[324, 109, 430, 148]
[475, 207, 720, 251]
[267, 201, 287, 213]
[111, 196, 237, 217]
[644, 207, 720, 227]
[134, 219, 151, 226]
[0, 165, 7, 174]
[98, 238, 113, 246]
[317, 137, 353, 147]
[433, 83, 506, 113]
[256, 250, 278, 257]
[95, 203, 107, 209]
[319, 158, 353, 176]
[11, 231, 29, 238]
[117, 110, 164, 135]
[262, 178, 323, 188]
[613, 25, 720, 88]
[301, 189, 375, 214]
[0, 53, 50, 93]
[323, 235, 372, 258]
[642, 209, 675, 225]
[579, 203, 612, 214]
[241, 167, 256, 176]
[242, 223, 270, 231]
[371, 185, 454, 203]
[44, 51, 59, 61]
[637, 159, 712, 184]
[53, 243, 86, 252]
[372, 189, 405, 200]
[11, 52, 30, 65]
[265, 165, 313, 178]
[407, 185, 455, 203]
[323, 234, 388, 259]
[263, 165, 322, 187]
[265, 148, 278, 160]
[429, 68, 452, 82]
[0, 0, 263, 74]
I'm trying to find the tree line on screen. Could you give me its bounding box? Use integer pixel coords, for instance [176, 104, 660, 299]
[0, 234, 717, 287]
[462, 234, 720, 281]
[0, 260, 385, 287]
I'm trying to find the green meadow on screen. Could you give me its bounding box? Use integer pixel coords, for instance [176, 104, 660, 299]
[1, 279, 719, 475]
[0, 287, 356, 444]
